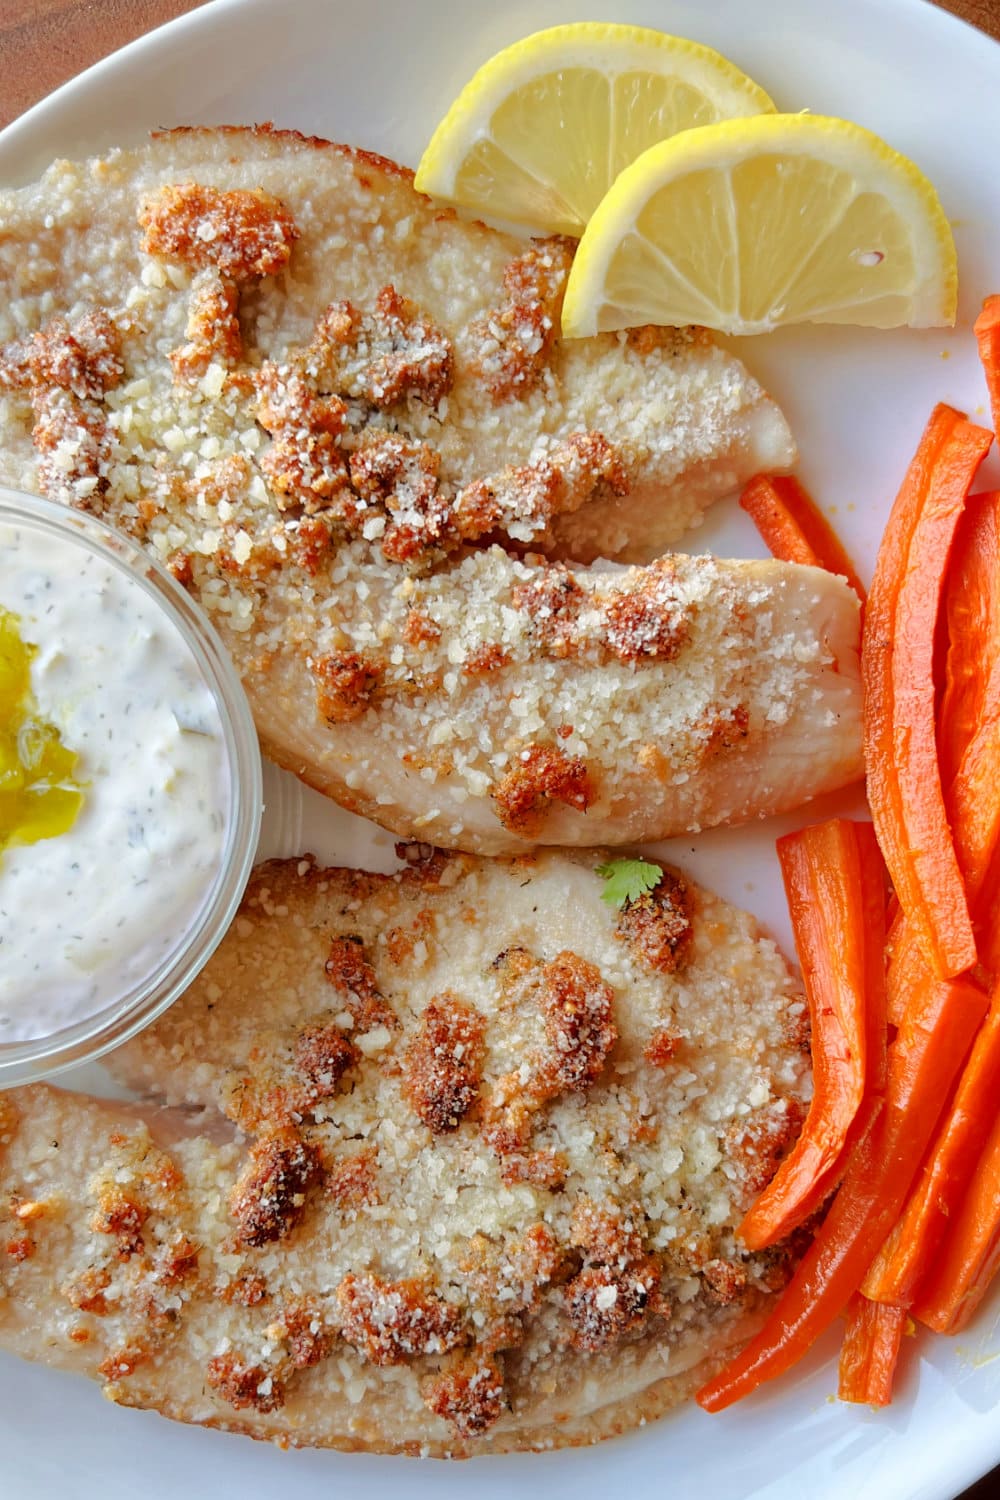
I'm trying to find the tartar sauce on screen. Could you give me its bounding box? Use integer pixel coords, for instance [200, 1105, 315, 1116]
[0, 521, 230, 1042]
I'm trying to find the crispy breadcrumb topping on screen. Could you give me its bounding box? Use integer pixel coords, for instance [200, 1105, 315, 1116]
[207, 1352, 286, 1413]
[616, 868, 694, 974]
[138, 183, 298, 279]
[452, 431, 628, 547]
[336, 1273, 466, 1366]
[538, 952, 617, 1095]
[403, 991, 487, 1134]
[171, 270, 243, 380]
[0, 310, 123, 507]
[491, 745, 592, 836]
[469, 239, 574, 402]
[229, 1127, 322, 1246]
[311, 650, 383, 723]
[324, 934, 397, 1033]
[315, 286, 453, 408]
[423, 1350, 506, 1436]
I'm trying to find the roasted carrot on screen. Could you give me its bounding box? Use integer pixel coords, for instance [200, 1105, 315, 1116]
[838, 1294, 907, 1406]
[740, 474, 867, 605]
[862, 404, 991, 979]
[939, 494, 1000, 790]
[739, 821, 884, 1250]
[884, 496, 1000, 1025]
[699, 413, 998, 1414]
[939, 492, 1000, 908]
[857, 822, 890, 1101]
[696, 966, 987, 1411]
[858, 489, 1000, 1309]
[912, 1092, 1000, 1333]
[863, 989, 1000, 1307]
[979, 858, 1000, 980]
[884, 908, 916, 1028]
[974, 295, 1000, 437]
[912, 831, 1000, 1330]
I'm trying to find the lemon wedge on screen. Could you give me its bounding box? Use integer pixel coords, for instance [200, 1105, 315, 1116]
[561, 113, 957, 337]
[414, 23, 774, 235]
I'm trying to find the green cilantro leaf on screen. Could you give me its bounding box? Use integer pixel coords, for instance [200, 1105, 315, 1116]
[595, 857, 663, 909]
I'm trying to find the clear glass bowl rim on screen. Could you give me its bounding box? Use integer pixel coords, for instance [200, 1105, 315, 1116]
[0, 485, 262, 1086]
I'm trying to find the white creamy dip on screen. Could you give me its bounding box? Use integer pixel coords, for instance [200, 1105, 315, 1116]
[0, 521, 231, 1043]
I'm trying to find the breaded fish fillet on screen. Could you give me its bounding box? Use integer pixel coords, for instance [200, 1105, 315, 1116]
[0, 850, 810, 1456]
[0, 127, 861, 853]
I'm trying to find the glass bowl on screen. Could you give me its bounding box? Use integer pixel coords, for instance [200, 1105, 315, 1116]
[0, 486, 262, 1087]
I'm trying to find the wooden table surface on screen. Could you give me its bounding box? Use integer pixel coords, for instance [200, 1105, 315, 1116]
[1, 2, 999, 1497]
[1, 0, 998, 129]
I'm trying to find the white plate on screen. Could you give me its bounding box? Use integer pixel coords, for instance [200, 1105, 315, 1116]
[3, 0, 1000, 1495]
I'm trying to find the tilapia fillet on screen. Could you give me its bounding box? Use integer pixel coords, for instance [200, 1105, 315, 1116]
[0, 850, 810, 1455]
[0, 126, 861, 853]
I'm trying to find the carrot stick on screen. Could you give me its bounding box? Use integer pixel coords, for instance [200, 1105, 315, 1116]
[696, 966, 987, 1411]
[838, 1294, 907, 1405]
[699, 413, 997, 1414]
[857, 821, 889, 1100]
[939, 492, 1000, 910]
[939, 494, 1000, 791]
[884, 908, 915, 1028]
[912, 1090, 1000, 1333]
[974, 295, 1000, 437]
[862, 405, 992, 979]
[979, 860, 1000, 980]
[740, 474, 867, 605]
[739, 821, 884, 1250]
[863, 989, 1000, 1307]
[858, 489, 1000, 1309]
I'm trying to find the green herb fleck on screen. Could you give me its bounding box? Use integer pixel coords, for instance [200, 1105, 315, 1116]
[595, 858, 663, 909]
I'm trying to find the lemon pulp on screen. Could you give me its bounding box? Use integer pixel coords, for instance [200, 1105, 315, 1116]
[561, 115, 958, 337]
[0, 606, 84, 855]
[415, 23, 774, 235]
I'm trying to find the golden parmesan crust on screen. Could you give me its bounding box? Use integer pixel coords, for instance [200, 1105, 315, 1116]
[0, 128, 860, 857]
[491, 745, 593, 835]
[311, 650, 383, 723]
[468, 239, 574, 402]
[138, 182, 299, 280]
[402, 992, 487, 1134]
[616, 868, 694, 974]
[0, 309, 124, 508]
[0, 849, 810, 1455]
[229, 1127, 322, 1247]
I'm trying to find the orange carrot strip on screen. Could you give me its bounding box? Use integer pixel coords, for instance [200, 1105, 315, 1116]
[912, 1087, 1000, 1333]
[862, 405, 991, 979]
[838, 1294, 907, 1406]
[939, 492, 1000, 908]
[696, 967, 987, 1412]
[974, 295, 1000, 437]
[699, 412, 998, 1413]
[857, 821, 889, 1101]
[861, 490, 1000, 1308]
[863, 989, 1000, 1306]
[739, 474, 867, 604]
[980, 860, 1000, 980]
[884, 908, 914, 1028]
[739, 821, 884, 1250]
[939, 493, 1000, 791]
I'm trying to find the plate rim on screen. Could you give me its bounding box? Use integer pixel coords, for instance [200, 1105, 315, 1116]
[2, 2, 1000, 1498]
